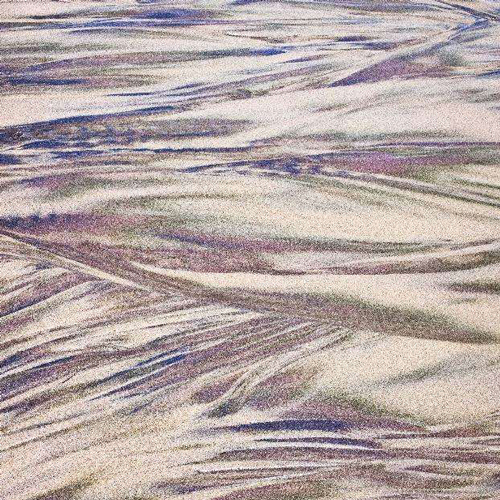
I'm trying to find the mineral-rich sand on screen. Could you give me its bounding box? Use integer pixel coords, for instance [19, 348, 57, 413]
[1, 1, 500, 499]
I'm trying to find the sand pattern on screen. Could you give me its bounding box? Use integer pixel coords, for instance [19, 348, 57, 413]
[1, 1, 500, 499]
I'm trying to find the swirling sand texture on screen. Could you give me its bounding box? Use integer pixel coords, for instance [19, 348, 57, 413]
[1, 0, 500, 499]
